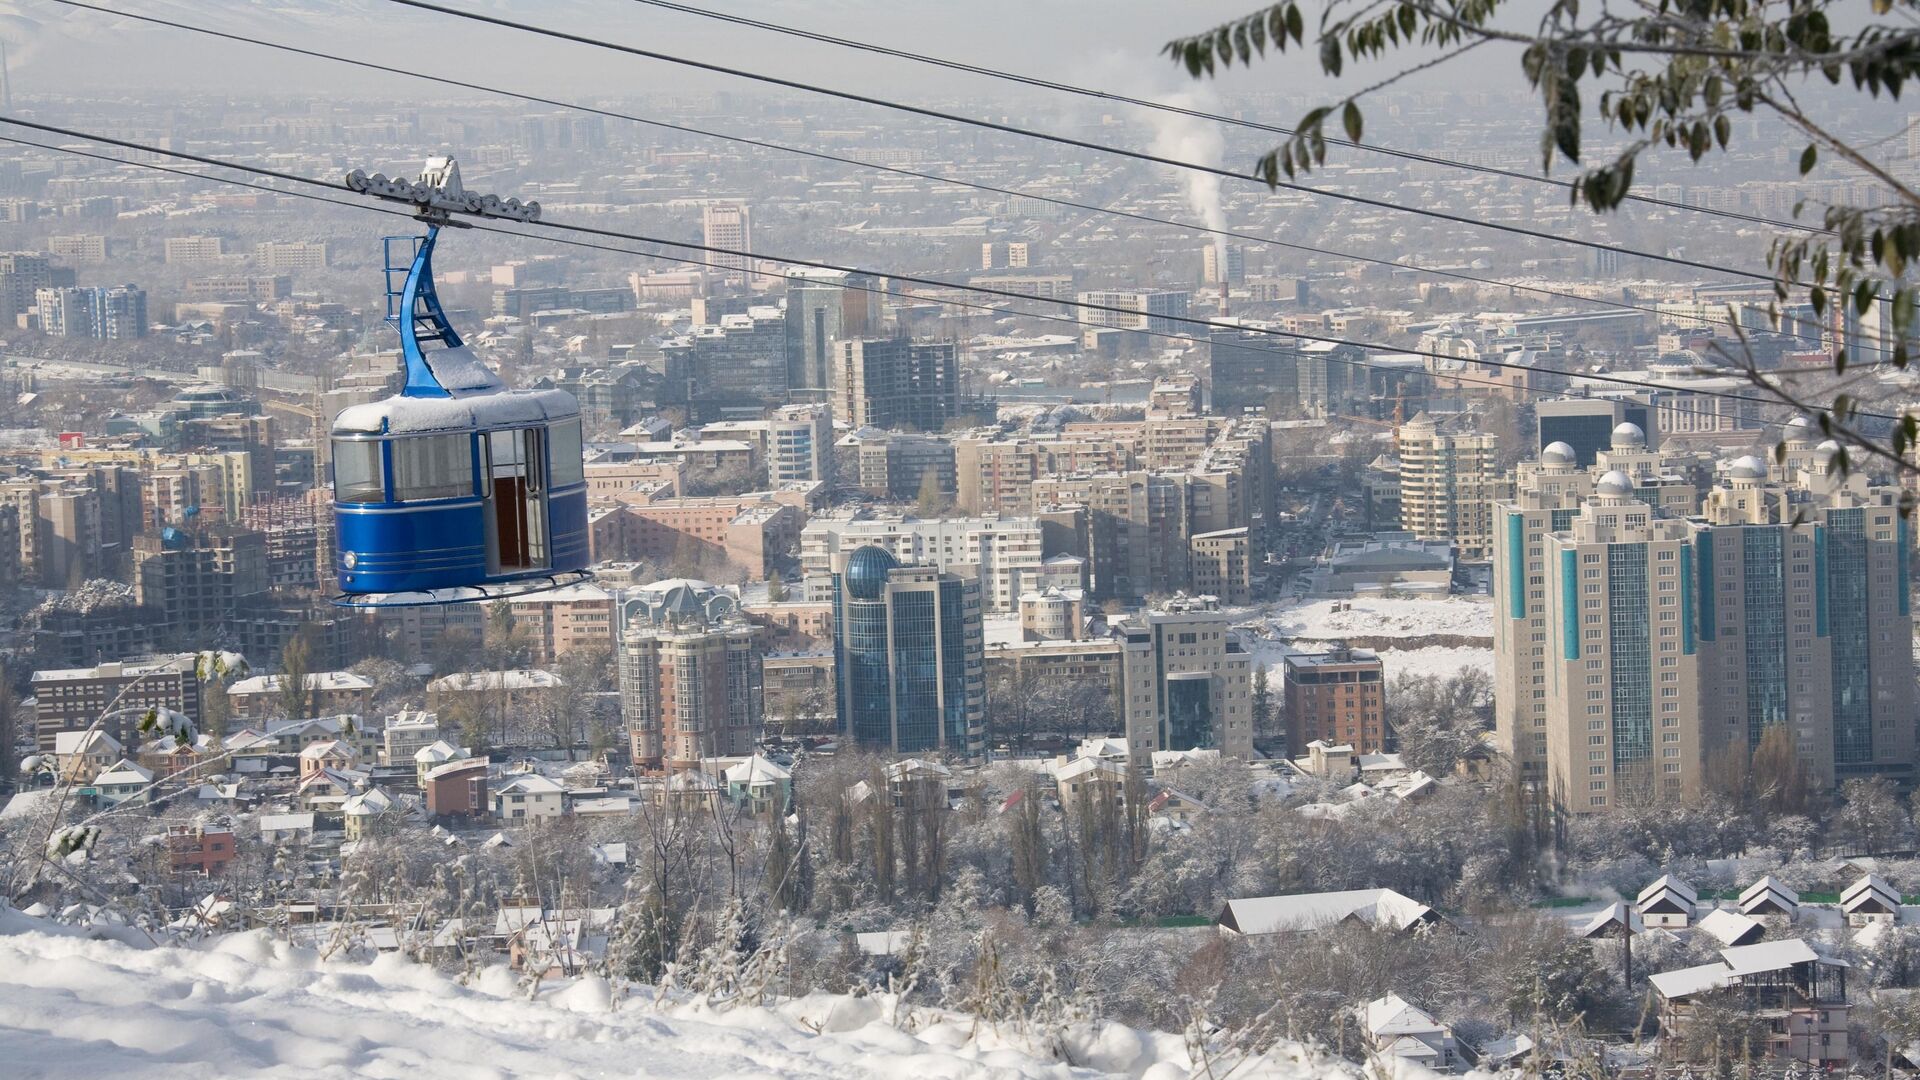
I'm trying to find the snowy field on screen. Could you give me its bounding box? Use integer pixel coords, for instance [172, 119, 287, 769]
[1233, 596, 1495, 684]
[0, 909, 1359, 1080]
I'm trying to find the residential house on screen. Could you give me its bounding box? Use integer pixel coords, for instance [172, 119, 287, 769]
[1697, 909, 1766, 947]
[1358, 994, 1462, 1073]
[257, 811, 315, 844]
[167, 824, 236, 876]
[227, 671, 375, 720]
[1650, 939, 1852, 1067]
[723, 755, 792, 818]
[491, 773, 565, 823]
[92, 758, 155, 805]
[1740, 876, 1801, 920]
[52, 730, 123, 783]
[1841, 874, 1903, 928]
[297, 739, 358, 779]
[424, 757, 490, 820]
[341, 787, 402, 840]
[414, 740, 470, 788]
[1637, 874, 1698, 929]
[1217, 888, 1440, 936]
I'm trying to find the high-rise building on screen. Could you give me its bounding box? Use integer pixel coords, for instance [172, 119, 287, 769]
[1283, 645, 1387, 753]
[1209, 326, 1299, 416]
[1203, 244, 1246, 285]
[40, 285, 147, 339]
[1114, 596, 1254, 758]
[131, 524, 270, 638]
[0, 251, 68, 326]
[981, 241, 1029, 270]
[841, 429, 955, 501]
[831, 545, 986, 757]
[831, 338, 959, 432]
[254, 241, 329, 273]
[661, 307, 789, 422]
[701, 201, 752, 283]
[1502, 427, 1913, 814]
[802, 510, 1046, 612]
[1077, 289, 1191, 334]
[784, 271, 845, 394]
[163, 236, 226, 264]
[30, 654, 204, 752]
[1536, 398, 1657, 467]
[619, 580, 763, 772]
[48, 235, 108, 262]
[1493, 425, 1699, 782]
[1190, 527, 1252, 605]
[1396, 413, 1510, 561]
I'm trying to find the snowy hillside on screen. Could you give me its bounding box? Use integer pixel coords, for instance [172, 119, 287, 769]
[0, 909, 1358, 1080]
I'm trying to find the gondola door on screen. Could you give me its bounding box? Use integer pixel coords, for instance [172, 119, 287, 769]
[484, 428, 550, 574]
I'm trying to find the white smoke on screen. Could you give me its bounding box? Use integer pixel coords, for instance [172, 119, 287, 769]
[1143, 88, 1231, 280]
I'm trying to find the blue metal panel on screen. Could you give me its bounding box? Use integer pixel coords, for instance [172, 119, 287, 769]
[1561, 548, 1581, 660]
[1506, 511, 1526, 620]
[335, 500, 490, 593]
[1680, 543, 1695, 656]
[546, 486, 591, 573]
[389, 228, 462, 398]
[1696, 532, 1716, 642]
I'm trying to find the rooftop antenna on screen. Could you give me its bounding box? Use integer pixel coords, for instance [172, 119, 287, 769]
[345, 155, 541, 227]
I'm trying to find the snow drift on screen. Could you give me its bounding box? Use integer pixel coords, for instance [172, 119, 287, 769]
[0, 907, 1364, 1080]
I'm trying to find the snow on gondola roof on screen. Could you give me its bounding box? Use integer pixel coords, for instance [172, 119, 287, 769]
[333, 386, 580, 435]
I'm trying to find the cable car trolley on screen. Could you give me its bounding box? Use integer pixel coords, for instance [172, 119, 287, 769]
[330, 156, 589, 607]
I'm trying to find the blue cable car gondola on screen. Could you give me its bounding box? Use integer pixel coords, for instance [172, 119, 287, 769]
[330, 158, 589, 607]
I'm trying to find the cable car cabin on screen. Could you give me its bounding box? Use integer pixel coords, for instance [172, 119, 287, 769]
[328, 188, 589, 606]
[331, 391, 588, 599]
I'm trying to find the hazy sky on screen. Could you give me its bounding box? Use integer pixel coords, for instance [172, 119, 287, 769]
[8, 0, 1511, 105]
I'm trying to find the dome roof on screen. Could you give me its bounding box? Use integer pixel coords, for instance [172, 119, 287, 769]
[1540, 441, 1577, 466]
[1784, 415, 1815, 446]
[1610, 422, 1646, 449]
[1595, 470, 1634, 496]
[843, 545, 899, 600]
[1728, 455, 1768, 480]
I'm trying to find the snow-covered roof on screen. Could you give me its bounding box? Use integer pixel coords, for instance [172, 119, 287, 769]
[495, 774, 564, 796]
[1738, 875, 1800, 914]
[1361, 993, 1447, 1038]
[1721, 938, 1836, 975]
[342, 788, 394, 816]
[1576, 902, 1644, 939]
[428, 670, 563, 691]
[257, 812, 315, 833]
[1696, 909, 1765, 947]
[93, 759, 154, 787]
[298, 739, 355, 760]
[1637, 874, 1697, 908]
[1219, 889, 1437, 936]
[332, 384, 579, 436]
[1842, 874, 1902, 911]
[229, 671, 373, 695]
[723, 755, 791, 785]
[53, 730, 122, 756]
[424, 756, 488, 781]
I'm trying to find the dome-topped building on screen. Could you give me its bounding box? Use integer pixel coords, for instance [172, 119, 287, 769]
[842, 544, 900, 601]
[1610, 422, 1646, 449]
[1541, 441, 1578, 467]
[1595, 470, 1635, 497]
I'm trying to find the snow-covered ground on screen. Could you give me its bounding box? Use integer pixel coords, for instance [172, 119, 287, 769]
[1233, 596, 1495, 684]
[1233, 596, 1493, 644]
[0, 909, 1358, 1080]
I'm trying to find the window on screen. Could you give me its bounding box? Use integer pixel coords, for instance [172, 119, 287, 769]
[332, 438, 385, 503]
[391, 433, 472, 502]
[549, 418, 585, 488]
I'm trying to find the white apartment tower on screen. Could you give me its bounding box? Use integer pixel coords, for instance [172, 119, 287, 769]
[1396, 412, 1510, 560]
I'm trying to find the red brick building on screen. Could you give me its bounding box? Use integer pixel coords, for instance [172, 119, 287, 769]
[1282, 646, 1388, 753]
[424, 758, 490, 819]
[168, 824, 237, 876]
